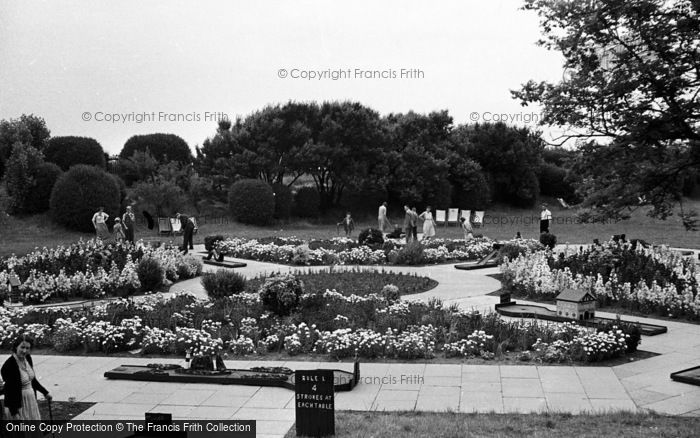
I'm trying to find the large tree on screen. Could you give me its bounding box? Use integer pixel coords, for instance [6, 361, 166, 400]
[298, 101, 387, 210]
[512, 0, 700, 229]
[0, 114, 50, 179]
[451, 122, 544, 207]
[196, 103, 315, 192]
[383, 111, 454, 207]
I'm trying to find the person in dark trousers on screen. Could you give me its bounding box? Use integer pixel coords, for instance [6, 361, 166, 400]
[178, 213, 195, 254]
[337, 212, 355, 237]
[410, 207, 419, 241]
[540, 203, 552, 234]
[122, 205, 136, 243]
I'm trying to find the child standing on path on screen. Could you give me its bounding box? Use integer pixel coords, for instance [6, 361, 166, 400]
[338, 212, 355, 237]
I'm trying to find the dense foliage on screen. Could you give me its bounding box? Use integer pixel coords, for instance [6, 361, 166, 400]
[25, 162, 62, 214]
[228, 178, 275, 225]
[120, 133, 193, 164]
[201, 270, 247, 299]
[0, 114, 50, 180]
[49, 165, 121, 232]
[514, 0, 700, 230]
[4, 144, 44, 214]
[44, 136, 106, 170]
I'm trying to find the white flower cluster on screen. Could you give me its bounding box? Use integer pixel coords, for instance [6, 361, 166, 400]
[501, 243, 700, 318]
[443, 330, 494, 358]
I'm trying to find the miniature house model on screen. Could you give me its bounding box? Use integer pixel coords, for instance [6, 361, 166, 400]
[556, 288, 596, 320]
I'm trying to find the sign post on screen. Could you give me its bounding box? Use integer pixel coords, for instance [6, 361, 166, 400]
[295, 369, 335, 437]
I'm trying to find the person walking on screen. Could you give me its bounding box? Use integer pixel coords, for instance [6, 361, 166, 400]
[1, 334, 52, 425]
[403, 205, 413, 243]
[122, 206, 136, 244]
[540, 203, 552, 234]
[92, 207, 110, 241]
[460, 216, 474, 241]
[419, 206, 436, 240]
[178, 213, 195, 254]
[378, 202, 389, 233]
[410, 207, 419, 241]
[337, 212, 355, 237]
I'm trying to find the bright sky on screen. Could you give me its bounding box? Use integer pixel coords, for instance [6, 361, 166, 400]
[0, 0, 564, 155]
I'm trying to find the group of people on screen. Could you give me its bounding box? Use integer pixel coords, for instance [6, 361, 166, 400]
[376, 202, 474, 242]
[91, 207, 195, 254]
[91, 205, 136, 243]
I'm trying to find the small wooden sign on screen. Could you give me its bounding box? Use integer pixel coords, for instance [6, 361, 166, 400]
[500, 292, 512, 304]
[295, 369, 335, 437]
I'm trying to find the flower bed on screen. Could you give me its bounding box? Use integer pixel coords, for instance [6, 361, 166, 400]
[245, 267, 438, 297]
[0, 272, 640, 364]
[501, 239, 699, 319]
[0, 240, 203, 304]
[214, 236, 494, 266]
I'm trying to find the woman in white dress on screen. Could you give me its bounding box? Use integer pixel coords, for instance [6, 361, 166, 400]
[419, 206, 436, 240]
[92, 206, 110, 241]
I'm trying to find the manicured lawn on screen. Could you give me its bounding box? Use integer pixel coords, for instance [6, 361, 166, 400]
[3, 197, 698, 258]
[245, 268, 438, 296]
[287, 411, 700, 438]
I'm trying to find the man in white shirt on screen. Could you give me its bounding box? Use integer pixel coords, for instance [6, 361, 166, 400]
[378, 202, 389, 232]
[540, 203, 552, 234]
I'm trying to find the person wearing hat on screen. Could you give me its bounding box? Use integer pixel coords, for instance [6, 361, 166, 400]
[540, 203, 552, 234]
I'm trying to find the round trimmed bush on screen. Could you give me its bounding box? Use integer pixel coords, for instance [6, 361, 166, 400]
[293, 186, 320, 218]
[44, 136, 106, 170]
[358, 228, 384, 246]
[258, 274, 304, 316]
[25, 162, 62, 214]
[49, 165, 120, 232]
[120, 133, 193, 164]
[137, 256, 165, 292]
[271, 183, 293, 220]
[228, 179, 275, 225]
[201, 269, 247, 299]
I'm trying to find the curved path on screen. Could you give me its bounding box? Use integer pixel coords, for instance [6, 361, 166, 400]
[170, 245, 503, 313]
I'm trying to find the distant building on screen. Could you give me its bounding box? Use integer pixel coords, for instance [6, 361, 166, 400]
[556, 289, 596, 321]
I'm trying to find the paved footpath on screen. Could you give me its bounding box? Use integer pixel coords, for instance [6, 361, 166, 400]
[33, 245, 700, 437]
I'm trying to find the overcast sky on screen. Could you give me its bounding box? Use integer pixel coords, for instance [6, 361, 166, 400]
[0, 0, 564, 154]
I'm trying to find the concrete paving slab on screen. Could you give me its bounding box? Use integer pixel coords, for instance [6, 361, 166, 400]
[503, 397, 547, 413]
[500, 366, 539, 379]
[243, 387, 294, 409]
[501, 378, 545, 398]
[159, 389, 216, 406]
[371, 399, 417, 411]
[545, 393, 593, 414]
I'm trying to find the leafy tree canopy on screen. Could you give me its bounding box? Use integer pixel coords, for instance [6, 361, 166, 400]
[512, 0, 700, 229]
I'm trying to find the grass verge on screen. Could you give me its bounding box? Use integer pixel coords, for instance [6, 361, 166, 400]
[286, 411, 700, 438]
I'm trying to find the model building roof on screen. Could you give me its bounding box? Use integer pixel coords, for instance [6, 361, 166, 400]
[556, 288, 596, 303]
